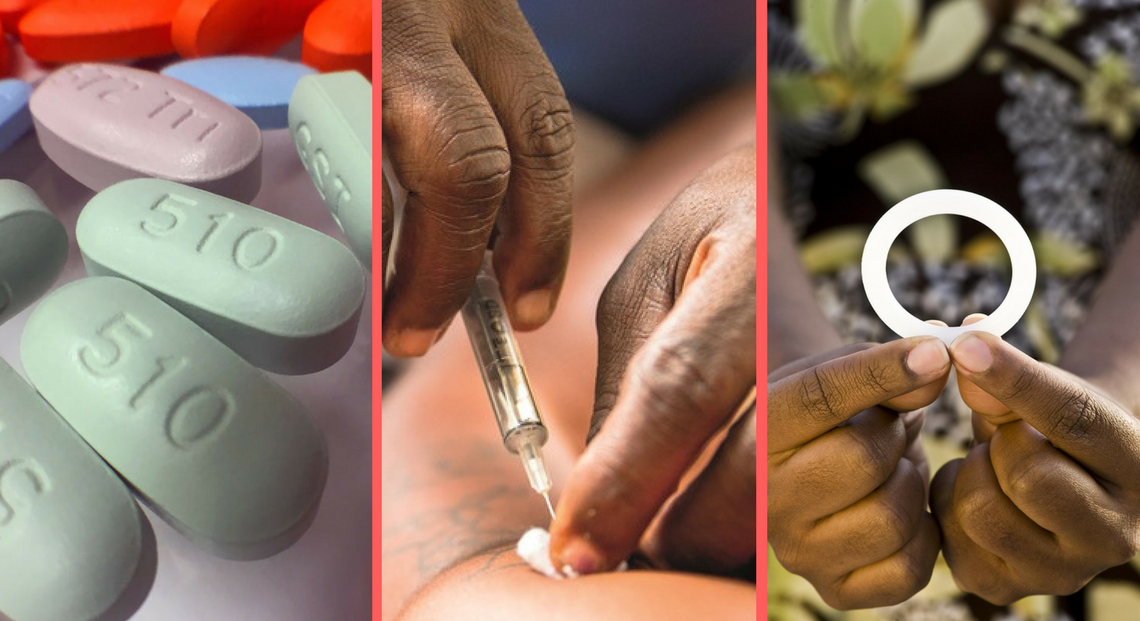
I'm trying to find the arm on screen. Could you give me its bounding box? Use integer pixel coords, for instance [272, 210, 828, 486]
[396, 549, 756, 621]
[765, 107, 843, 369]
[382, 83, 760, 618]
[1059, 221, 1140, 414]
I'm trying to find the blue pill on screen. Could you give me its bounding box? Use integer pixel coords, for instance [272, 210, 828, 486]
[0, 79, 32, 155]
[161, 56, 316, 130]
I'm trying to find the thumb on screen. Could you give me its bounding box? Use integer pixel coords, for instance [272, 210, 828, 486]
[550, 236, 755, 574]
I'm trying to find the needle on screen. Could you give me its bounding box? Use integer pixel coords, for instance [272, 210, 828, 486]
[542, 491, 555, 520]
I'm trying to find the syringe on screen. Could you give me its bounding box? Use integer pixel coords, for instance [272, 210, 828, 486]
[381, 151, 555, 519]
[460, 256, 556, 519]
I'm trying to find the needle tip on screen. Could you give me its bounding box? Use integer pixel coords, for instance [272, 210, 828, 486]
[542, 492, 555, 519]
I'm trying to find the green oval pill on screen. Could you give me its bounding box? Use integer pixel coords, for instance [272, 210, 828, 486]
[76, 178, 365, 375]
[288, 70, 372, 269]
[0, 357, 148, 621]
[20, 277, 328, 561]
[0, 180, 67, 326]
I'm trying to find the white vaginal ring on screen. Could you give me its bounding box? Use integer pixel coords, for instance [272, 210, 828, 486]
[861, 189, 1036, 345]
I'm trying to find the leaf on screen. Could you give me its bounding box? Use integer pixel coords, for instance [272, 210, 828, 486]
[921, 435, 968, 476]
[1032, 233, 1100, 277]
[771, 73, 830, 117]
[799, 226, 871, 273]
[858, 140, 947, 205]
[907, 214, 958, 262]
[796, 0, 842, 67]
[961, 232, 1012, 270]
[1011, 595, 1057, 621]
[768, 603, 817, 621]
[850, 0, 909, 68]
[904, 0, 990, 88]
[1025, 296, 1060, 364]
[1088, 581, 1140, 621]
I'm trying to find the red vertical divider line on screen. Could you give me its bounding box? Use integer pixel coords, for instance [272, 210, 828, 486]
[373, 0, 382, 618]
[757, 1, 768, 619]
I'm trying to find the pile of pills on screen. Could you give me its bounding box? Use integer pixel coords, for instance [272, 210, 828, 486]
[0, 4, 371, 620]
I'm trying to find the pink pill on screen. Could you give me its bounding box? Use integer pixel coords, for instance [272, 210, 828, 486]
[30, 63, 262, 202]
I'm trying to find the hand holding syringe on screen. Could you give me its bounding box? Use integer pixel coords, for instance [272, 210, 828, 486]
[382, 152, 556, 519]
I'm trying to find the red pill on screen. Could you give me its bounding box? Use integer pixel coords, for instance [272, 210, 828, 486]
[0, 24, 7, 76]
[172, 0, 323, 58]
[0, 0, 47, 32]
[19, 0, 180, 63]
[302, 0, 370, 79]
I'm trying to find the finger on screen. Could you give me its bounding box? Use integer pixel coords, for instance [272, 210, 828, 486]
[878, 320, 954, 412]
[647, 409, 756, 577]
[381, 171, 394, 286]
[826, 513, 940, 610]
[767, 322, 947, 408]
[971, 411, 999, 444]
[456, 7, 575, 330]
[768, 337, 949, 452]
[954, 314, 1013, 421]
[590, 204, 751, 441]
[802, 458, 927, 574]
[990, 421, 1136, 561]
[949, 331, 1140, 480]
[552, 246, 755, 574]
[951, 443, 1057, 565]
[930, 459, 1023, 604]
[381, 37, 510, 356]
[768, 342, 876, 383]
[901, 408, 930, 486]
[770, 407, 906, 520]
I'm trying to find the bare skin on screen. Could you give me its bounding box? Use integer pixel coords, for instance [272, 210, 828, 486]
[382, 0, 575, 355]
[382, 84, 757, 619]
[769, 81, 1140, 603]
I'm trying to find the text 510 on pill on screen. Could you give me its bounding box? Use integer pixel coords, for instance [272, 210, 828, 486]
[0, 180, 67, 327]
[21, 277, 329, 561]
[0, 358, 147, 621]
[30, 64, 262, 202]
[289, 70, 372, 268]
[77, 179, 366, 375]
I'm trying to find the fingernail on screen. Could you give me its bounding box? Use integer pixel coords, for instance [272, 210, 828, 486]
[558, 537, 603, 576]
[962, 313, 987, 326]
[907, 339, 949, 375]
[392, 328, 437, 357]
[951, 334, 993, 374]
[515, 290, 554, 327]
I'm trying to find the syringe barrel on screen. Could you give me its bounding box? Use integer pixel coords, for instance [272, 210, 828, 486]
[461, 256, 548, 452]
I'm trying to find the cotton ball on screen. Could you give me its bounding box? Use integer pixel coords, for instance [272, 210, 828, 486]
[516, 528, 629, 579]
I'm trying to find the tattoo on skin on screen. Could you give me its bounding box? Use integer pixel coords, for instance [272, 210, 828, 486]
[383, 437, 546, 581]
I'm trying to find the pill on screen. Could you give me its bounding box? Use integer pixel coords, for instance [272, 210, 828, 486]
[289, 71, 372, 268]
[0, 358, 148, 621]
[161, 56, 316, 130]
[172, 0, 324, 58]
[0, 181, 68, 327]
[303, 0, 371, 79]
[0, 0, 46, 32]
[0, 24, 7, 76]
[19, 0, 180, 63]
[0, 80, 33, 155]
[21, 277, 329, 560]
[30, 63, 262, 203]
[77, 179, 365, 375]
